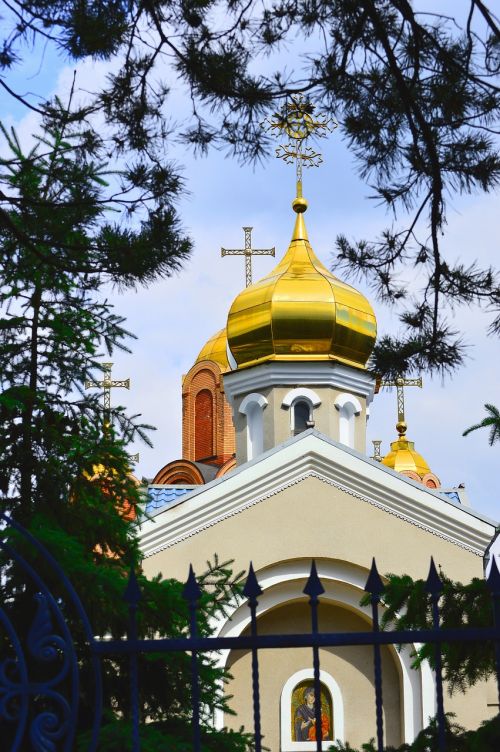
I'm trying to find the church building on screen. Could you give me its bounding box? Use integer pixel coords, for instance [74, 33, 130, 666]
[139, 102, 497, 748]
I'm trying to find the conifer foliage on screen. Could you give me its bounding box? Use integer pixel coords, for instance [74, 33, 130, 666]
[0, 106, 252, 749]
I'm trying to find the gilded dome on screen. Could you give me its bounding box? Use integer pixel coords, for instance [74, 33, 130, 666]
[382, 436, 431, 477]
[381, 421, 440, 488]
[195, 328, 229, 371]
[226, 202, 377, 370]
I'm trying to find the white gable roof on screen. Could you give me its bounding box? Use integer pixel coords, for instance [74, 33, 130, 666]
[140, 429, 496, 559]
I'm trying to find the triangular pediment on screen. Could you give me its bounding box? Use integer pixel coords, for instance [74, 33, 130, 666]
[140, 430, 496, 559]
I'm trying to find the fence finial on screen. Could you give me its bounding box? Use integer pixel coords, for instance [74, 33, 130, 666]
[244, 562, 263, 602]
[425, 557, 443, 597]
[303, 560, 325, 601]
[364, 558, 384, 600]
[183, 564, 202, 603]
[123, 567, 142, 606]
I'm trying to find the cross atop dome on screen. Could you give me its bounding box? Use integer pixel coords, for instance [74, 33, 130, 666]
[262, 95, 337, 205]
[380, 375, 423, 437]
[379, 375, 441, 489]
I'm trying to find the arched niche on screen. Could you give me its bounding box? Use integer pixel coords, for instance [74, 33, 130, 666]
[239, 392, 268, 460]
[195, 388, 214, 459]
[334, 393, 362, 448]
[281, 669, 344, 750]
[212, 559, 433, 747]
[282, 388, 321, 436]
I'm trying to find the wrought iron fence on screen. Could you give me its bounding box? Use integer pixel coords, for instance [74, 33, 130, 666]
[2, 510, 500, 752]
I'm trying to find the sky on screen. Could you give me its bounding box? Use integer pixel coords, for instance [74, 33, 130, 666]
[1, 6, 499, 522]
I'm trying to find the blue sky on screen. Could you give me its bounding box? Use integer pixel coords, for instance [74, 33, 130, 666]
[1, 9, 498, 522]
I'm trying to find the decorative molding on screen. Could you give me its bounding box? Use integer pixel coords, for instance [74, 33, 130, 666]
[140, 434, 494, 558]
[334, 392, 362, 416]
[223, 362, 375, 404]
[143, 470, 485, 557]
[239, 392, 269, 414]
[282, 388, 322, 409]
[151, 459, 205, 485]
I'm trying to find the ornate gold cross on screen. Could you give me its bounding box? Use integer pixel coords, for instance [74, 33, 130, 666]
[380, 376, 423, 431]
[221, 226, 275, 287]
[85, 362, 130, 430]
[262, 94, 336, 198]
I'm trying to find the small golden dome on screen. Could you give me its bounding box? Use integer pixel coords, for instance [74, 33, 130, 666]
[226, 202, 377, 370]
[381, 422, 441, 488]
[381, 435, 431, 477]
[195, 328, 229, 371]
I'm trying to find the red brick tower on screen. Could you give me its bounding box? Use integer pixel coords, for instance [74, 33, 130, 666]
[151, 329, 236, 485]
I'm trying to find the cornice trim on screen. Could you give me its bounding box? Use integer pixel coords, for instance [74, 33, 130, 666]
[223, 362, 375, 404]
[140, 436, 494, 559]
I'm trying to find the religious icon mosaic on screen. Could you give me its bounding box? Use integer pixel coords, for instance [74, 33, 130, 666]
[291, 680, 333, 742]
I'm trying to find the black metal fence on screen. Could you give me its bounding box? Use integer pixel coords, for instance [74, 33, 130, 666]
[2, 511, 500, 752]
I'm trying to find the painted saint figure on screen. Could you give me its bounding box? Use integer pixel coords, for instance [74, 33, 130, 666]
[294, 686, 330, 741]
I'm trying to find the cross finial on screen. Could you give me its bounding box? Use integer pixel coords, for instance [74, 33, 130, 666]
[221, 226, 275, 287]
[379, 375, 423, 436]
[262, 94, 337, 201]
[85, 362, 130, 431]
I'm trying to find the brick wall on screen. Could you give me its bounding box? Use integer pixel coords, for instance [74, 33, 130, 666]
[182, 361, 235, 465]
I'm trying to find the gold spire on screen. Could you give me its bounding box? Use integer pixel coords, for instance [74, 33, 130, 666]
[291, 196, 309, 241]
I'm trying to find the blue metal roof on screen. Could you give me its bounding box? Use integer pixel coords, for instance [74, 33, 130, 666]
[145, 486, 194, 515]
[440, 490, 461, 504]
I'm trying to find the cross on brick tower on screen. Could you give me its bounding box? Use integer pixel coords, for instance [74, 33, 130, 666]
[380, 375, 423, 433]
[221, 227, 275, 287]
[85, 362, 130, 431]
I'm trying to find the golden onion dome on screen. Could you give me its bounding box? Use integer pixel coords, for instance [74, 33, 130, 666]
[382, 436, 431, 477]
[226, 198, 377, 370]
[194, 328, 229, 371]
[381, 420, 441, 490]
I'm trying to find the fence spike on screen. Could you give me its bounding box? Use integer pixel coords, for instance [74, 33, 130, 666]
[303, 560, 325, 601]
[183, 564, 202, 603]
[425, 557, 443, 597]
[243, 562, 263, 602]
[487, 556, 500, 595]
[123, 567, 142, 606]
[364, 558, 384, 600]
